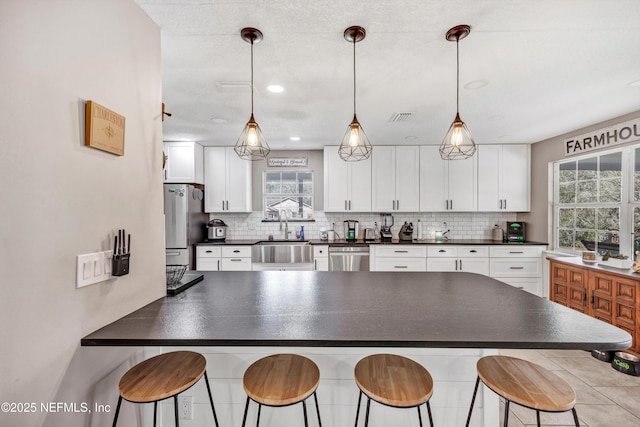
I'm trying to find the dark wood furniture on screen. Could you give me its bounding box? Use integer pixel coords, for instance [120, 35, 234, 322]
[549, 258, 640, 355]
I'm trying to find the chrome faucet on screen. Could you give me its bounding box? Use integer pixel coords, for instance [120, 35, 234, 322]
[279, 209, 291, 240]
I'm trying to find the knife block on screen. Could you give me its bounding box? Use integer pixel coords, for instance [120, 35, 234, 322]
[112, 253, 130, 276]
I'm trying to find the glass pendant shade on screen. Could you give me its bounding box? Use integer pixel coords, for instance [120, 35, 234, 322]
[234, 27, 270, 161]
[440, 24, 476, 160]
[338, 115, 372, 161]
[439, 113, 476, 159]
[234, 113, 270, 160]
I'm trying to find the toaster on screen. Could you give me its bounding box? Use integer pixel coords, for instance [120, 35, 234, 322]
[364, 228, 375, 241]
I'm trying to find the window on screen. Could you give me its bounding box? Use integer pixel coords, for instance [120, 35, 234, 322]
[263, 170, 313, 220]
[554, 150, 626, 255]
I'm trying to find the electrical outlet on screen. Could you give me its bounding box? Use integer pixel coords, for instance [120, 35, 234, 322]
[178, 395, 193, 420]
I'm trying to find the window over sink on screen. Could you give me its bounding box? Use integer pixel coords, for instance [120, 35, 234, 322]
[263, 170, 314, 221]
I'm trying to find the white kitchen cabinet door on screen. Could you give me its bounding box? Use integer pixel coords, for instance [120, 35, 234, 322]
[323, 147, 371, 212]
[372, 146, 419, 212]
[419, 146, 476, 211]
[204, 147, 252, 213]
[459, 258, 489, 275]
[426, 258, 457, 272]
[477, 144, 530, 212]
[314, 258, 329, 271]
[164, 141, 204, 184]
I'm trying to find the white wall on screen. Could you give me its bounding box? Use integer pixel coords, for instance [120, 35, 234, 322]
[0, 2, 164, 427]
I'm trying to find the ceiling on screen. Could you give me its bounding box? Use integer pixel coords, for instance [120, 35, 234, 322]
[136, 0, 640, 150]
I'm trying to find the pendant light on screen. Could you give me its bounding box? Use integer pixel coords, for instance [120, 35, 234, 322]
[338, 26, 372, 162]
[234, 27, 270, 161]
[439, 24, 476, 160]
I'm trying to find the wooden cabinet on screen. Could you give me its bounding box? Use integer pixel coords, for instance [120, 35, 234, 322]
[371, 146, 420, 212]
[204, 147, 252, 213]
[426, 245, 489, 275]
[549, 259, 640, 354]
[419, 145, 477, 212]
[163, 141, 204, 184]
[477, 144, 530, 212]
[324, 147, 372, 212]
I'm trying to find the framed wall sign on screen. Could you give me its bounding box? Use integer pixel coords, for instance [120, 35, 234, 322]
[267, 157, 308, 167]
[85, 100, 125, 156]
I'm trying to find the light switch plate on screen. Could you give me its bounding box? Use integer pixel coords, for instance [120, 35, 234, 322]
[76, 250, 114, 288]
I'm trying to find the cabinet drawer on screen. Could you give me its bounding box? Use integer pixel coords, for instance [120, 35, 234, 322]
[490, 258, 542, 277]
[221, 257, 252, 271]
[457, 246, 489, 257]
[374, 258, 426, 272]
[497, 277, 542, 296]
[313, 245, 329, 258]
[427, 246, 457, 257]
[222, 246, 252, 258]
[489, 246, 543, 257]
[196, 258, 220, 271]
[375, 245, 426, 257]
[196, 246, 222, 257]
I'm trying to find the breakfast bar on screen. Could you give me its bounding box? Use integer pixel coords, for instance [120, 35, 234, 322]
[82, 271, 630, 427]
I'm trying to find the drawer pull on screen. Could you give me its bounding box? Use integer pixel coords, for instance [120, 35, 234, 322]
[394, 265, 408, 269]
[510, 266, 524, 270]
[470, 250, 477, 253]
[509, 251, 524, 254]
[233, 250, 240, 253]
[395, 250, 409, 253]
[205, 250, 212, 253]
[438, 249, 446, 253]
[230, 259, 242, 262]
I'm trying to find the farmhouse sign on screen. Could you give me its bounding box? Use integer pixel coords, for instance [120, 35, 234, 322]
[267, 157, 308, 167]
[564, 118, 640, 156]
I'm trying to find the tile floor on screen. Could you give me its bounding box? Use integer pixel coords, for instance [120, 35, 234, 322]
[496, 349, 640, 427]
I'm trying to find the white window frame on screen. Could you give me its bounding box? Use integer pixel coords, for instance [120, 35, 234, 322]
[262, 169, 314, 221]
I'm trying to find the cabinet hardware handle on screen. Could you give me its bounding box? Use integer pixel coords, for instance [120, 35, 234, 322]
[510, 266, 524, 270]
[345, 200, 348, 210]
[233, 250, 240, 253]
[499, 199, 503, 209]
[509, 251, 524, 254]
[450, 200, 453, 210]
[394, 265, 408, 269]
[205, 250, 212, 253]
[438, 249, 446, 253]
[226, 200, 229, 210]
[591, 290, 594, 308]
[395, 250, 409, 253]
[230, 259, 241, 262]
[504, 199, 507, 210]
[455, 259, 459, 270]
[349, 200, 352, 210]
[396, 200, 399, 210]
[459, 259, 462, 270]
[392, 200, 396, 210]
[218, 260, 220, 270]
[583, 290, 587, 305]
[166, 252, 180, 256]
[470, 250, 477, 253]
[164, 170, 167, 180]
[314, 259, 317, 270]
[222, 200, 225, 210]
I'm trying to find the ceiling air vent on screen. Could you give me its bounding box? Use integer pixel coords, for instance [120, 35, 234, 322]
[388, 112, 413, 123]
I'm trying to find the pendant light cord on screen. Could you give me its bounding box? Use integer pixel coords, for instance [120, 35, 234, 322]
[456, 36, 460, 115]
[250, 38, 255, 115]
[353, 38, 357, 116]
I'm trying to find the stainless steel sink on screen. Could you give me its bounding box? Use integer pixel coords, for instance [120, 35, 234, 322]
[252, 241, 313, 263]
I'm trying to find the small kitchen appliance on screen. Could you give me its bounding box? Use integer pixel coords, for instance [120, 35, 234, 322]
[380, 213, 394, 241]
[399, 222, 414, 241]
[207, 219, 227, 241]
[364, 228, 375, 241]
[506, 221, 526, 243]
[343, 220, 360, 242]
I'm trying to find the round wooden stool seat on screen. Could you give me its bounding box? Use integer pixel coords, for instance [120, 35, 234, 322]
[354, 354, 434, 408]
[243, 354, 320, 406]
[119, 351, 206, 403]
[477, 355, 576, 412]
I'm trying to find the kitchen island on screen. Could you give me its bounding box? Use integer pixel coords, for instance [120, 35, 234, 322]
[83, 272, 630, 427]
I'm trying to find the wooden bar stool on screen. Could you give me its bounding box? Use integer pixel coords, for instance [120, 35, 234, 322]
[354, 354, 434, 427]
[112, 351, 219, 427]
[466, 355, 580, 427]
[241, 354, 321, 427]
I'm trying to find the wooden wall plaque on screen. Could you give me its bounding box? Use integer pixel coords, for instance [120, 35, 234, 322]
[85, 100, 125, 156]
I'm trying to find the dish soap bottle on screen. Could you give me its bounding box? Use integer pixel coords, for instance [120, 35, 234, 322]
[492, 224, 504, 242]
[300, 225, 305, 241]
[417, 219, 423, 240]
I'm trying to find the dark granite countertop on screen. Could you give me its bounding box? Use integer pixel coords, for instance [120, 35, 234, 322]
[82, 271, 629, 350]
[197, 239, 548, 246]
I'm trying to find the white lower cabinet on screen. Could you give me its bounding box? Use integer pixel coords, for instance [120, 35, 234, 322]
[221, 246, 252, 271]
[426, 246, 489, 275]
[196, 245, 221, 271]
[371, 245, 427, 272]
[313, 245, 329, 271]
[489, 246, 544, 296]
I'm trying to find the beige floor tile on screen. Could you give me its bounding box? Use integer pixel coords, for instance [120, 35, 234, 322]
[552, 370, 615, 405]
[549, 357, 640, 387]
[537, 349, 593, 359]
[499, 399, 526, 427]
[592, 386, 640, 419]
[498, 349, 564, 371]
[574, 403, 640, 427]
[508, 403, 581, 426]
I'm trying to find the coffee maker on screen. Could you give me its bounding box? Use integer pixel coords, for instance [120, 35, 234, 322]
[380, 213, 394, 241]
[343, 220, 360, 242]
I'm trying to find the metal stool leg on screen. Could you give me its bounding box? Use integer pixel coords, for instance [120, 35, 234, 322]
[427, 401, 434, 427]
[174, 395, 179, 427]
[111, 396, 122, 427]
[417, 405, 424, 427]
[241, 396, 250, 427]
[302, 399, 309, 427]
[256, 403, 262, 427]
[465, 376, 480, 427]
[203, 371, 220, 427]
[364, 398, 371, 427]
[503, 400, 510, 427]
[354, 390, 363, 427]
[153, 401, 158, 427]
[536, 410, 541, 427]
[313, 391, 322, 427]
[572, 408, 580, 427]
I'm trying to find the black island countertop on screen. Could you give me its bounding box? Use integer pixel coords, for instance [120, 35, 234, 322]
[82, 271, 629, 350]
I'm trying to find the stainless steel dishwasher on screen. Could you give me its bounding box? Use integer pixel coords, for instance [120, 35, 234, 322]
[329, 246, 370, 271]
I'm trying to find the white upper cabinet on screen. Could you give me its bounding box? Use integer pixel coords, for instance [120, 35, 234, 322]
[163, 141, 204, 184]
[203, 147, 252, 213]
[477, 144, 530, 212]
[419, 145, 477, 212]
[371, 146, 420, 212]
[324, 147, 372, 212]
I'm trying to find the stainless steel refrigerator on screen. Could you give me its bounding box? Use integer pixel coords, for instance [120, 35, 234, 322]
[164, 184, 208, 269]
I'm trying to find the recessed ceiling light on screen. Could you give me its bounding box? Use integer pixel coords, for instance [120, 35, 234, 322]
[267, 84, 285, 93]
[210, 117, 228, 124]
[629, 80, 640, 87]
[289, 136, 301, 141]
[464, 80, 488, 90]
